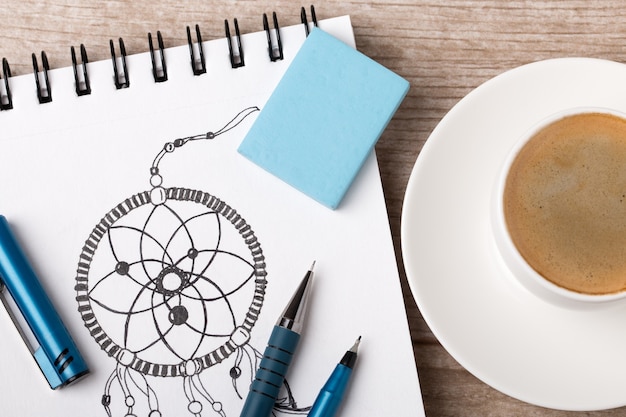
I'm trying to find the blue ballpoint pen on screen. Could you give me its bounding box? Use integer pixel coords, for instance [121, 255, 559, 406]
[308, 337, 361, 417]
[239, 263, 314, 417]
[0, 215, 89, 389]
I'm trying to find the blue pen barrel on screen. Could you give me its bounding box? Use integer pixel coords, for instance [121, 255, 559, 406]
[308, 364, 353, 417]
[239, 325, 300, 417]
[0, 216, 89, 389]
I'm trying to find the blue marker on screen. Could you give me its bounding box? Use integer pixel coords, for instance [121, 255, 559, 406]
[239, 263, 314, 417]
[0, 215, 89, 389]
[308, 337, 361, 417]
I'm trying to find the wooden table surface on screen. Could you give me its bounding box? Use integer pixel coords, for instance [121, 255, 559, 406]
[2, 1, 626, 416]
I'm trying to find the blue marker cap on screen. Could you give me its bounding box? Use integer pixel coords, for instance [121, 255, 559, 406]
[0, 215, 89, 389]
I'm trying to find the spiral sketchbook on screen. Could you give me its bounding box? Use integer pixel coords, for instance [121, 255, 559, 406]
[0, 11, 424, 417]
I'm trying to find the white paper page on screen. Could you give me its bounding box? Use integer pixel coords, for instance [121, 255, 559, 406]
[0, 15, 424, 417]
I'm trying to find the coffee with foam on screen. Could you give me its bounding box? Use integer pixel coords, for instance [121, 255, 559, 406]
[504, 112, 626, 295]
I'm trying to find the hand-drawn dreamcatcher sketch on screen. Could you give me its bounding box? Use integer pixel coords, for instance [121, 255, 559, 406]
[74, 107, 309, 417]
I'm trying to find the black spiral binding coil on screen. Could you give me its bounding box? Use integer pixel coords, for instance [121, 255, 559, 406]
[0, 58, 12, 110]
[110, 38, 130, 89]
[225, 18, 245, 69]
[32, 51, 52, 104]
[264, 12, 283, 62]
[149, 31, 168, 82]
[301, 5, 318, 36]
[187, 24, 206, 75]
[71, 44, 91, 96]
[0, 5, 319, 111]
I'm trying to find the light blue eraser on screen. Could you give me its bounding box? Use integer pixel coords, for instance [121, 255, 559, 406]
[238, 28, 409, 209]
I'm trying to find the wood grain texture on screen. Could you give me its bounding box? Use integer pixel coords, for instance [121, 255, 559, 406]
[2, 1, 626, 415]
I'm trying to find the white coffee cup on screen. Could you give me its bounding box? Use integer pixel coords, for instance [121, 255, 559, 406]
[491, 107, 626, 309]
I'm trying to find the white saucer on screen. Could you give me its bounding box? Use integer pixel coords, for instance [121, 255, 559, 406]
[401, 57, 626, 411]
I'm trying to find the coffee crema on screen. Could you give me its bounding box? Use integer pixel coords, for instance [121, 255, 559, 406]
[504, 112, 626, 295]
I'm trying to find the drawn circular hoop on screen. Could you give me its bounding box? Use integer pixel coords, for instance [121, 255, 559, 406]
[75, 187, 267, 377]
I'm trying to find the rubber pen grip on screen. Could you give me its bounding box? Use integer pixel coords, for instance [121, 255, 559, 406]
[239, 326, 300, 417]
